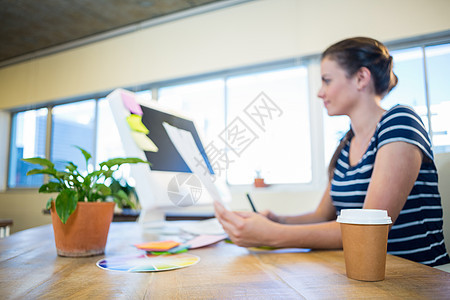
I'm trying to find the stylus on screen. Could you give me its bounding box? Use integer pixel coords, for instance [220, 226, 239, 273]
[246, 193, 257, 213]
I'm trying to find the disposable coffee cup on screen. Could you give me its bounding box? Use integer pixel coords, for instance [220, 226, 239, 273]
[337, 209, 392, 281]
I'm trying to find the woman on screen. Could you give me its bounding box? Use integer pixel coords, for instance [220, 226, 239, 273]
[214, 37, 450, 267]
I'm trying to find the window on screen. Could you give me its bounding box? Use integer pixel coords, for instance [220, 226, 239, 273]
[8, 108, 48, 188]
[323, 47, 430, 164]
[7, 90, 154, 189]
[383, 47, 428, 127]
[97, 90, 152, 163]
[157, 67, 310, 185]
[383, 43, 450, 153]
[7, 38, 450, 189]
[96, 90, 152, 182]
[425, 43, 450, 153]
[96, 98, 126, 165]
[226, 67, 310, 185]
[158, 79, 225, 145]
[51, 100, 96, 173]
[322, 42, 450, 165]
[323, 114, 350, 166]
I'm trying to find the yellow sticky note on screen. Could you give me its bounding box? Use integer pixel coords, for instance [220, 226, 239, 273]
[126, 114, 149, 134]
[131, 131, 159, 152]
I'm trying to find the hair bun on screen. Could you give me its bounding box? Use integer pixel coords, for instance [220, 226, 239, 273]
[322, 37, 398, 97]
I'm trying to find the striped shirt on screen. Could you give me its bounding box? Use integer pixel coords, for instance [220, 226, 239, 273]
[331, 105, 450, 266]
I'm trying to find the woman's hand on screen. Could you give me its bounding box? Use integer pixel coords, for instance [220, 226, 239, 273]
[259, 210, 283, 223]
[214, 201, 281, 248]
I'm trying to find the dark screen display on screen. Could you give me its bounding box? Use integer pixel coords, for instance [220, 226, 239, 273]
[139, 105, 213, 174]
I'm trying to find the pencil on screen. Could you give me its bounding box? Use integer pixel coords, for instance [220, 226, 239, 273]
[246, 193, 257, 212]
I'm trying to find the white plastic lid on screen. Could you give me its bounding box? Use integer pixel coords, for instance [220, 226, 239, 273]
[336, 209, 392, 225]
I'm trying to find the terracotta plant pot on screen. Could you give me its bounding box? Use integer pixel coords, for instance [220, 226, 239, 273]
[254, 178, 268, 188]
[50, 201, 115, 257]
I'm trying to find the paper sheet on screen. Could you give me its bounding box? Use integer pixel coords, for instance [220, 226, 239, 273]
[126, 114, 150, 134]
[180, 218, 226, 235]
[162, 122, 225, 206]
[121, 91, 143, 115]
[186, 234, 227, 249]
[130, 131, 158, 152]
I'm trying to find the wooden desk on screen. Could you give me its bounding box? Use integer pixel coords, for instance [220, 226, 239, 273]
[1, 222, 450, 299]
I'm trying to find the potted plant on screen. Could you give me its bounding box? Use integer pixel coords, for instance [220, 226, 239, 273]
[109, 177, 140, 211]
[23, 146, 149, 257]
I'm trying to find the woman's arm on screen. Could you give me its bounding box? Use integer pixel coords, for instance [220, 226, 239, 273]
[214, 183, 341, 249]
[265, 142, 422, 248]
[363, 141, 423, 224]
[274, 183, 336, 224]
[214, 201, 343, 248]
[214, 142, 422, 249]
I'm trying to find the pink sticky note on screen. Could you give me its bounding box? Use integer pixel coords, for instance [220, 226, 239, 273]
[121, 91, 143, 115]
[186, 234, 227, 249]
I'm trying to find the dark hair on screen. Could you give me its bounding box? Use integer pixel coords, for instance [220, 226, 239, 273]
[328, 129, 354, 180]
[322, 37, 398, 96]
[324, 37, 398, 180]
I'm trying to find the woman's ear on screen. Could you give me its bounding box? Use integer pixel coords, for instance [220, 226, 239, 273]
[355, 67, 372, 91]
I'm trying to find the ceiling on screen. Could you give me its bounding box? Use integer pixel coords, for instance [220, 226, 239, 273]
[0, 0, 229, 66]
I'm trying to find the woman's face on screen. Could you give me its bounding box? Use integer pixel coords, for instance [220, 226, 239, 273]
[317, 57, 359, 116]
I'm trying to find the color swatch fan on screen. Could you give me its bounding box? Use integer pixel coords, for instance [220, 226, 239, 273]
[96, 253, 200, 272]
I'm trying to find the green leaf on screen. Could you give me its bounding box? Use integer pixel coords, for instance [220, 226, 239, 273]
[109, 180, 122, 193]
[74, 146, 92, 169]
[65, 162, 78, 173]
[103, 170, 114, 179]
[100, 157, 149, 169]
[85, 170, 104, 183]
[21, 157, 54, 168]
[26, 168, 57, 177]
[56, 171, 71, 179]
[94, 193, 108, 201]
[112, 190, 135, 209]
[55, 189, 78, 224]
[39, 182, 62, 193]
[46, 198, 53, 210]
[94, 183, 111, 196]
[76, 191, 87, 202]
[115, 189, 128, 200]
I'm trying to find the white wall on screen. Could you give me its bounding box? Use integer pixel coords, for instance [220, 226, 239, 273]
[1, 0, 450, 109]
[1, 0, 450, 233]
